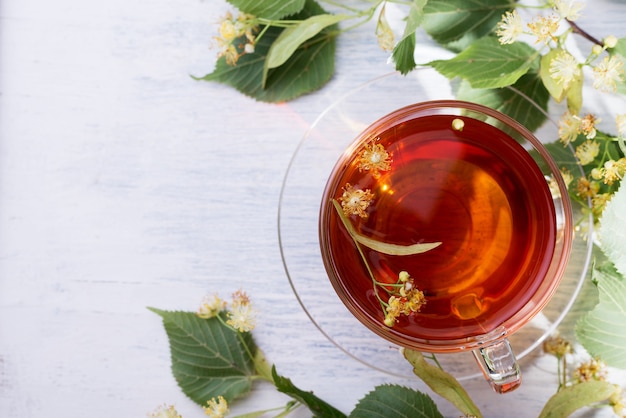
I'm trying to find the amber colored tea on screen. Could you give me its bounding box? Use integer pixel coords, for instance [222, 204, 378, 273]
[320, 114, 557, 341]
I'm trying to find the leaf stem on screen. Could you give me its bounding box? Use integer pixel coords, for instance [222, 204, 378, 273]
[566, 19, 603, 46]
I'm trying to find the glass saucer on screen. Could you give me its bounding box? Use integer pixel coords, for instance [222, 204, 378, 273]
[278, 69, 593, 380]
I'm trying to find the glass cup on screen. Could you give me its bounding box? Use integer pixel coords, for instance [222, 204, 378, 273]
[318, 100, 573, 393]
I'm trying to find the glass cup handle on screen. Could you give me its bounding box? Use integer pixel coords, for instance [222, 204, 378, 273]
[472, 338, 521, 394]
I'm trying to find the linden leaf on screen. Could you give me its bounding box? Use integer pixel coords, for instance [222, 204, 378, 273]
[332, 200, 442, 256]
[456, 70, 550, 132]
[149, 308, 259, 404]
[226, 0, 305, 20]
[349, 384, 443, 418]
[422, 0, 514, 51]
[272, 367, 347, 418]
[598, 186, 626, 277]
[199, 0, 336, 102]
[428, 37, 538, 89]
[575, 259, 626, 369]
[392, 0, 427, 74]
[538, 380, 618, 418]
[403, 350, 483, 418]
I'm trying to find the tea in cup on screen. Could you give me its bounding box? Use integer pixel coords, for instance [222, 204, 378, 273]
[319, 101, 572, 393]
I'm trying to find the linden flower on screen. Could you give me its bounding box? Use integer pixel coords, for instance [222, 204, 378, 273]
[573, 358, 607, 383]
[496, 10, 524, 45]
[549, 50, 581, 89]
[339, 183, 374, 218]
[204, 396, 229, 418]
[214, 12, 257, 66]
[592, 55, 625, 93]
[383, 271, 426, 327]
[599, 158, 626, 185]
[558, 112, 581, 144]
[575, 140, 600, 165]
[227, 289, 256, 332]
[592, 193, 612, 216]
[357, 139, 392, 178]
[543, 336, 574, 358]
[527, 14, 560, 45]
[552, 0, 585, 21]
[197, 293, 226, 319]
[560, 167, 574, 188]
[580, 113, 600, 139]
[150, 404, 182, 418]
[576, 176, 599, 198]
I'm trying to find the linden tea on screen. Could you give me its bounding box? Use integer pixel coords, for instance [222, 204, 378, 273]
[320, 110, 558, 343]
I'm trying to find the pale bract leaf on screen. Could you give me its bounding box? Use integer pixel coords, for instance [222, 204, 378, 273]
[539, 48, 566, 102]
[538, 381, 618, 418]
[265, 13, 348, 70]
[332, 200, 441, 256]
[226, 0, 305, 20]
[428, 37, 538, 89]
[349, 384, 443, 418]
[403, 350, 483, 418]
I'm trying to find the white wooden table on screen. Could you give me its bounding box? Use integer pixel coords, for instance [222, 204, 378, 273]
[1, 1, 624, 417]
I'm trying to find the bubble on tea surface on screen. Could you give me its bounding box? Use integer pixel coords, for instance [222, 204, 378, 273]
[451, 293, 483, 319]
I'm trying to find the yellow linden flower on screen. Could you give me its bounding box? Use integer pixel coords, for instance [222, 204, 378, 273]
[527, 14, 560, 44]
[558, 112, 581, 144]
[543, 336, 574, 358]
[576, 176, 599, 198]
[150, 404, 182, 418]
[204, 396, 229, 418]
[552, 0, 585, 21]
[384, 296, 402, 326]
[573, 358, 607, 383]
[549, 50, 581, 89]
[580, 113, 600, 139]
[560, 167, 574, 188]
[496, 10, 524, 45]
[575, 140, 600, 165]
[339, 183, 374, 218]
[226, 299, 256, 332]
[356, 139, 392, 178]
[592, 193, 612, 216]
[592, 55, 625, 92]
[600, 158, 626, 185]
[214, 12, 258, 66]
[197, 294, 226, 319]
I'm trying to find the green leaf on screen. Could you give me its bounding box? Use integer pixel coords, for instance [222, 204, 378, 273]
[349, 384, 443, 418]
[456, 70, 550, 132]
[199, 0, 337, 102]
[226, 0, 305, 20]
[149, 308, 259, 404]
[575, 257, 626, 369]
[403, 350, 483, 418]
[272, 367, 347, 418]
[538, 380, 618, 418]
[392, 0, 427, 74]
[423, 0, 514, 51]
[428, 37, 538, 89]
